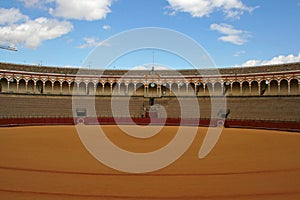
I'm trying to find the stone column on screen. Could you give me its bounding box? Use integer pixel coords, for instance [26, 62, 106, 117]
[25, 80, 28, 93]
[94, 84, 97, 95]
[144, 85, 148, 97]
[240, 83, 243, 96]
[125, 84, 128, 96]
[221, 84, 224, 96]
[85, 83, 88, 95]
[42, 81, 45, 94]
[7, 81, 10, 92]
[60, 82, 63, 94]
[52, 82, 55, 93]
[134, 84, 137, 96]
[16, 80, 19, 93]
[34, 81, 37, 94]
[249, 83, 252, 95]
[68, 83, 71, 95]
[186, 83, 189, 95]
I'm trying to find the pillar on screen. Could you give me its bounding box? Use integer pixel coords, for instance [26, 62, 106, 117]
[41, 82, 45, 94]
[145, 85, 148, 97]
[60, 82, 63, 94]
[125, 84, 128, 95]
[249, 83, 252, 95]
[25, 81, 28, 93]
[34, 81, 36, 93]
[134, 84, 137, 96]
[240, 83, 243, 96]
[221, 84, 224, 96]
[85, 83, 88, 95]
[16, 80, 19, 93]
[94, 84, 97, 95]
[68, 83, 71, 94]
[52, 82, 55, 93]
[7, 80, 10, 92]
[186, 83, 189, 94]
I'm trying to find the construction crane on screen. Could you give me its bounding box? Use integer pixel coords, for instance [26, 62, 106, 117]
[0, 45, 18, 51]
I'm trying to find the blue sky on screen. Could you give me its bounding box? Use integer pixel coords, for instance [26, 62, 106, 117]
[0, 0, 299, 69]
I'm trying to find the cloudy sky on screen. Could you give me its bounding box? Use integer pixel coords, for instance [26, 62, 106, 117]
[0, 0, 299, 69]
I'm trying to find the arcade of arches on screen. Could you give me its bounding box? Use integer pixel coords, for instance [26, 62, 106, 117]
[0, 72, 299, 97]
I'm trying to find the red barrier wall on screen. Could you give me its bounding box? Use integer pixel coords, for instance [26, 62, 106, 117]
[0, 118, 74, 127]
[0, 117, 299, 132]
[224, 120, 300, 132]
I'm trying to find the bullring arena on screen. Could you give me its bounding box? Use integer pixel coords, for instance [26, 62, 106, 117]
[0, 61, 300, 199]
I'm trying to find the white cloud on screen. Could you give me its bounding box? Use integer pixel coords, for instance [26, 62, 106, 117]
[19, 0, 40, 7]
[0, 8, 28, 25]
[132, 64, 171, 70]
[210, 23, 250, 45]
[49, 0, 113, 21]
[166, 0, 256, 19]
[19, 0, 55, 9]
[240, 54, 300, 67]
[239, 59, 260, 67]
[102, 24, 111, 30]
[131, 65, 149, 70]
[0, 8, 73, 48]
[77, 38, 99, 48]
[233, 50, 245, 57]
[20, 0, 114, 21]
[77, 37, 110, 49]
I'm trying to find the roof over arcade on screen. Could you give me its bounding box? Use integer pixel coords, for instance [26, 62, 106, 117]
[0, 62, 299, 77]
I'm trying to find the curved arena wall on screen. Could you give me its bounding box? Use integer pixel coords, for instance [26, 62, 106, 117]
[0, 62, 299, 131]
[0, 94, 299, 131]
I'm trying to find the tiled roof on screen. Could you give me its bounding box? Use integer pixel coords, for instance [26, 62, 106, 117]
[0, 62, 299, 76]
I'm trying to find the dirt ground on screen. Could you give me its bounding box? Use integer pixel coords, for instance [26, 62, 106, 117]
[0, 125, 300, 199]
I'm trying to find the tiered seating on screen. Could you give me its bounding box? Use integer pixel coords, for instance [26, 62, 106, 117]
[0, 95, 72, 118]
[0, 94, 299, 123]
[226, 97, 300, 122]
[156, 96, 300, 122]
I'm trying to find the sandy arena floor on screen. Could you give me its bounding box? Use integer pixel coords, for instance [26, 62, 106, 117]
[0, 125, 300, 199]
